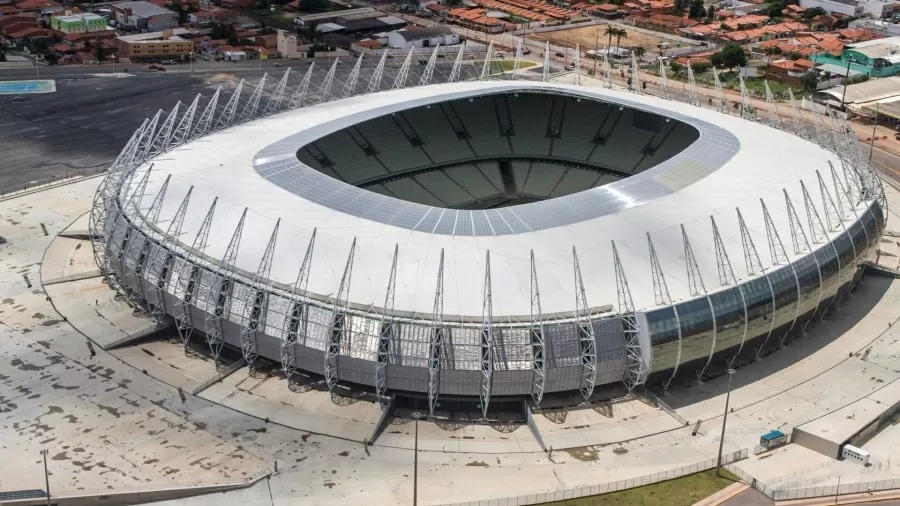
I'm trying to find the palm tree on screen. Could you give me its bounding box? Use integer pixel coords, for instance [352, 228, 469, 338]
[614, 29, 628, 56]
[604, 25, 616, 55]
[632, 45, 646, 63]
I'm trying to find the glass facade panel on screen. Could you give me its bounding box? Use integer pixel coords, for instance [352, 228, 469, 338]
[833, 233, 855, 293]
[646, 307, 679, 373]
[814, 245, 840, 304]
[767, 265, 798, 332]
[675, 297, 715, 367]
[708, 287, 746, 357]
[740, 274, 774, 354]
[793, 254, 820, 319]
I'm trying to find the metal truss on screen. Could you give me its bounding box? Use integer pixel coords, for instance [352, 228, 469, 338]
[174, 197, 217, 346]
[542, 42, 550, 83]
[773, 195, 804, 344]
[573, 44, 581, 86]
[204, 207, 248, 360]
[149, 102, 180, 157]
[529, 250, 546, 406]
[240, 219, 280, 367]
[136, 110, 162, 163]
[215, 80, 244, 131]
[648, 233, 682, 394]
[603, 52, 613, 89]
[736, 207, 764, 276]
[480, 251, 494, 420]
[376, 244, 398, 410]
[367, 52, 388, 93]
[817, 169, 856, 311]
[280, 228, 316, 381]
[612, 241, 643, 391]
[449, 45, 465, 83]
[325, 238, 356, 394]
[738, 205, 779, 359]
[341, 56, 364, 98]
[686, 62, 700, 107]
[172, 94, 199, 146]
[239, 74, 267, 123]
[659, 62, 671, 100]
[289, 64, 315, 109]
[784, 189, 811, 255]
[681, 225, 717, 382]
[788, 89, 805, 138]
[764, 81, 783, 130]
[146, 186, 193, 323]
[712, 68, 727, 113]
[428, 248, 445, 417]
[122, 174, 171, 309]
[572, 246, 596, 402]
[511, 40, 524, 78]
[800, 181, 827, 244]
[829, 161, 857, 221]
[712, 216, 749, 356]
[419, 45, 441, 86]
[394, 49, 414, 89]
[738, 74, 751, 119]
[264, 68, 291, 115]
[630, 53, 641, 94]
[761, 199, 790, 265]
[194, 87, 220, 137]
[320, 60, 339, 100]
[104, 165, 151, 283]
[480, 41, 495, 81]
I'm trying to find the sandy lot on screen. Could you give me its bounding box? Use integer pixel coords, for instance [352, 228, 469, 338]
[531, 25, 670, 52]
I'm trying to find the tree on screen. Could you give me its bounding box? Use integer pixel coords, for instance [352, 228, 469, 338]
[227, 33, 240, 45]
[94, 44, 105, 63]
[614, 28, 627, 55]
[0, 48, 6, 62]
[302, 0, 329, 12]
[688, 0, 705, 19]
[801, 6, 827, 18]
[671, 0, 686, 15]
[604, 25, 616, 53]
[670, 61, 683, 72]
[712, 43, 747, 71]
[801, 71, 818, 91]
[706, 4, 716, 20]
[766, 1, 785, 18]
[632, 45, 646, 62]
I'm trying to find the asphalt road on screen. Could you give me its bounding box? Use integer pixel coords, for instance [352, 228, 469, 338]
[0, 61, 476, 195]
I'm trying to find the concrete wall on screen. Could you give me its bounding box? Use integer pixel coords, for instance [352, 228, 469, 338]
[791, 426, 842, 459]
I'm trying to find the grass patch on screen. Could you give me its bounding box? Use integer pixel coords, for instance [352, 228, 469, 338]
[489, 60, 538, 73]
[542, 469, 741, 506]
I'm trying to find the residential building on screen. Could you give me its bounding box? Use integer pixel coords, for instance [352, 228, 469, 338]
[116, 28, 193, 60]
[798, 0, 895, 18]
[13, 0, 63, 15]
[764, 58, 816, 86]
[187, 8, 236, 26]
[387, 25, 458, 49]
[50, 13, 107, 33]
[277, 29, 310, 58]
[111, 1, 177, 31]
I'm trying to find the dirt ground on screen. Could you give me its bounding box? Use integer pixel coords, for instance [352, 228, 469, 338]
[531, 25, 670, 52]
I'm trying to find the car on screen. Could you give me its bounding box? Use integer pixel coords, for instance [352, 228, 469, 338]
[565, 64, 575, 71]
[161, 60, 175, 65]
[273, 62, 282, 67]
[418, 59, 428, 65]
[495, 51, 505, 58]
[555, 51, 565, 57]
[521, 48, 531, 55]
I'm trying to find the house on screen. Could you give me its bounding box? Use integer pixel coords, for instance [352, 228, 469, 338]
[6, 26, 54, 40]
[220, 0, 255, 10]
[253, 33, 277, 48]
[582, 3, 621, 19]
[187, 8, 236, 26]
[13, 0, 63, 15]
[111, 1, 177, 31]
[386, 25, 458, 49]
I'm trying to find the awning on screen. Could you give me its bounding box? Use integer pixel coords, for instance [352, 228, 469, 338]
[815, 63, 863, 77]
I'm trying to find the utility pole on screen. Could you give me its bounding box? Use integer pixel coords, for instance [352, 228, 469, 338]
[413, 419, 419, 506]
[593, 27, 599, 76]
[41, 448, 51, 506]
[715, 368, 736, 477]
[869, 101, 879, 161]
[840, 57, 852, 107]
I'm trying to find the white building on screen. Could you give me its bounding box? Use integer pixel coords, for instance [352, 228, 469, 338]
[798, 0, 895, 18]
[386, 25, 459, 50]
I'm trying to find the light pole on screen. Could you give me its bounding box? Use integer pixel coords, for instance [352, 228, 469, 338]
[41, 448, 51, 506]
[111, 54, 117, 75]
[190, 51, 194, 73]
[869, 101, 879, 161]
[715, 368, 736, 477]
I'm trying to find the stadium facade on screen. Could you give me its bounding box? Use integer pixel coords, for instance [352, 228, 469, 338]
[89, 63, 887, 419]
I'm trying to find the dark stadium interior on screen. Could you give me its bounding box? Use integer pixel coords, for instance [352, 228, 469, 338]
[296, 90, 700, 209]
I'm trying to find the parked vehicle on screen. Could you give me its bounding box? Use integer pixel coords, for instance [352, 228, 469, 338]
[555, 51, 565, 57]
[161, 60, 175, 65]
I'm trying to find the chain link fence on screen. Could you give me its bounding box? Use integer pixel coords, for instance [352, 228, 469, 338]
[439, 448, 749, 506]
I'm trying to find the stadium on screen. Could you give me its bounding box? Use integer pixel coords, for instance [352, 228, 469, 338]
[90, 71, 887, 422]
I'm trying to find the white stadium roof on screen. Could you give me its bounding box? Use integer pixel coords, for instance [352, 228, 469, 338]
[136, 81, 850, 320]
